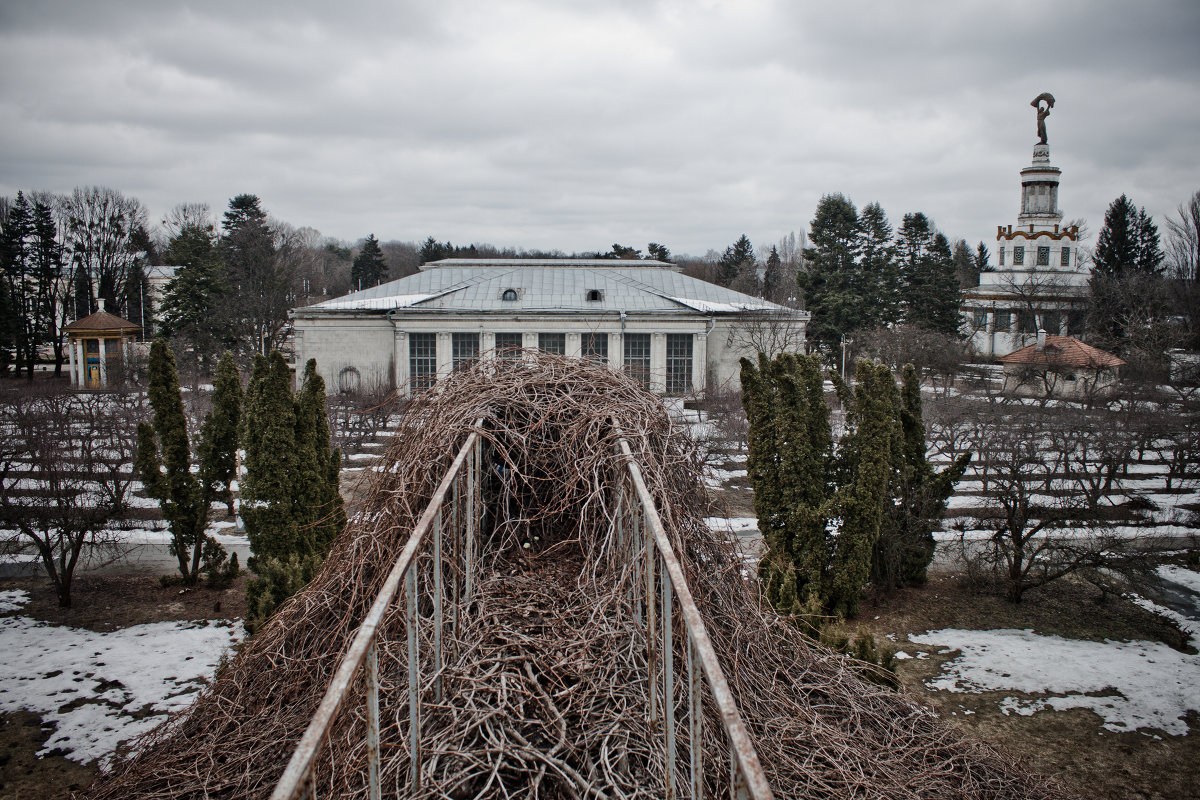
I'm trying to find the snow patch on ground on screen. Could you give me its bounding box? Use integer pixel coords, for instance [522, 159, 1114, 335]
[909, 628, 1200, 735]
[704, 517, 759, 533]
[0, 592, 242, 765]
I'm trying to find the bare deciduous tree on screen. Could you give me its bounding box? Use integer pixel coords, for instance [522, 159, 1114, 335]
[961, 401, 1177, 602]
[0, 386, 124, 606]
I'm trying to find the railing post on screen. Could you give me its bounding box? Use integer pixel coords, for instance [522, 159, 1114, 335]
[406, 566, 421, 790]
[663, 553, 676, 800]
[689, 636, 703, 799]
[645, 507, 658, 731]
[465, 438, 477, 604]
[433, 508, 444, 703]
[366, 642, 380, 800]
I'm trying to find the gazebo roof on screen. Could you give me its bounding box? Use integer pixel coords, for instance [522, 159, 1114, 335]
[64, 310, 141, 334]
[1000, 335, 1124, 369]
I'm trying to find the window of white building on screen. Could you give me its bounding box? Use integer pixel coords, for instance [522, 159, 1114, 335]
[409, 333, 437, 391]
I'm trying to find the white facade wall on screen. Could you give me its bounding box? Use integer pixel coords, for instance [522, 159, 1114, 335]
[292, 311, 783, 398]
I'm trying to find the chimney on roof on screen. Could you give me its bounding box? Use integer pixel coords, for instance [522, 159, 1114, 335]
[97, 298, 105, 313]
[1036, 328, 1046, 351]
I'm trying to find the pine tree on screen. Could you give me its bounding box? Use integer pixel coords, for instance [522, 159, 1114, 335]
[219, 194, 283, 354]
[761, 245, 786, 304]
[351, 234, 388, 289]
[858, 202, 900, 326]
[198, 351, 243, 517]
[952, 238, 977, 289]
[974, 241, 992, 274]
[717, 234, 756, 288]
[135, 340, 229, 585]
[647, 242, 671, 262]
[1089, 195, 1166, 347]
[161, 220, 225, 373]
[898, 214, 961, 335]
[800, 194, 863, 352]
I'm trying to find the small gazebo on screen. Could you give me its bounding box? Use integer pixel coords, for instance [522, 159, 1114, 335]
[63, 303, 141, 389]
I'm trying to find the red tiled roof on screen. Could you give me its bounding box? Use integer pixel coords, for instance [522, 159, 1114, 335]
[1000, 335, 1125, 369]
[63, 311, 141, 333]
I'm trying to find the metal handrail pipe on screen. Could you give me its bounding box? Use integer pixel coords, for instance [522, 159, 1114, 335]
[270, 424, 482, 800]
[615, 435, 775, 800]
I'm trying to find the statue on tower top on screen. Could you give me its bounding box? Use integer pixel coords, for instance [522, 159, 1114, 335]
[1031, 92, 1055, 145]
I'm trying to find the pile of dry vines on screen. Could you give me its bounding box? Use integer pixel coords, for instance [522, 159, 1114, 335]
[83, 354, 1071, 800]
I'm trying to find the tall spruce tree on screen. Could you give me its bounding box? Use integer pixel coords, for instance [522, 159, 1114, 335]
[1089, 195, 1166, 347]
[858, 202, 900, 327]
[351, 234, 388, 289]
[897, 214, 961, 335]
[717, 234, 756, 288]
[161, 219, 225, 373]
[800, 194, 863, 353]
[135, 340, 230, 584]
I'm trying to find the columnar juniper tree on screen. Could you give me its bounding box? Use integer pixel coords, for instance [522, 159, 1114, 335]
[743, 355, 967, 622]
[136, 340, 233, 585]
[197, 352, 242, 518]
[241, 352, 343, 632]
[872, 364, 971, 589]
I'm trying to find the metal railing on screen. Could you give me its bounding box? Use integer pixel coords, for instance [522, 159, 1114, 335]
[270, 420, 484, 800]
[613, 429, 774, 800]
[271, 420, 774, 800]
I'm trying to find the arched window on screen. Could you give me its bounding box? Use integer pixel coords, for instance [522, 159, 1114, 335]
[501, 288, 518, 302]
[586, 289, 603, 302]
[337, 366, 362, 394]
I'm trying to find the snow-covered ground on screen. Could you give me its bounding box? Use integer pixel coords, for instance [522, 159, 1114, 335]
[0, 589, 242, 765]
[906, 566, 1200, 737]
[908, 625, 1200, 735]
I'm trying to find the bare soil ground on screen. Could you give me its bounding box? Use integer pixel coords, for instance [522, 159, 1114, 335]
[0, 575, 248, 800]
[856, 575, 1200, 800]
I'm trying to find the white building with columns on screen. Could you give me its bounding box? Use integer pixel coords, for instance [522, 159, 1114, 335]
[962, 138, 1090, 358]
[290, 258, 807, 397]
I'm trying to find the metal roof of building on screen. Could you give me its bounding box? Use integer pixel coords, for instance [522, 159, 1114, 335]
[300, 259, 801, 316]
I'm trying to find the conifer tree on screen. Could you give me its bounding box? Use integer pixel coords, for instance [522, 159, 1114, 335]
[743, 355, 967, 621]
[136, 340, 230, 584]
[872, 364, 970, 589]
[242, 352, 345, 632]
[197, 351, 242, 517]
[240, 350, 299, 564]
[800, 194, 863, 352]
[351, 234, 388, 289]
[294, 359, 345, 552]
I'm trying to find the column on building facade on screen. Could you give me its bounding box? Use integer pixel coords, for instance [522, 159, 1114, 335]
[650, 333, 667, 395]
[522, 331, 537, 362]
[436, 332, 452, 379]
[98, 339, 108, 386]
[67, 339, 77, 386]
[76, 340, 86, 386]
[565, 332, 581, 358]
[609, 332, 623, 373]
[692, 330, 708, 395]
[393, 330, 409, 391]
[481, 332, 496, 361]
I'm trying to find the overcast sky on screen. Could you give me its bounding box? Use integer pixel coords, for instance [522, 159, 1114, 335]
[2, 0, 1198, 258]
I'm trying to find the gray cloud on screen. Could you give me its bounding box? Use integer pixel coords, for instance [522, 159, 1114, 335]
[2, 0, 1198, 256]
